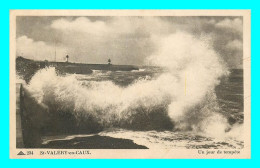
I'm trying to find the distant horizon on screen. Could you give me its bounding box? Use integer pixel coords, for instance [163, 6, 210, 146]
[16, 56, 243, 70]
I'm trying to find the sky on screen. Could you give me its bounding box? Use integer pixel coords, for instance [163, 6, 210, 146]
[16, 16, 243, 68]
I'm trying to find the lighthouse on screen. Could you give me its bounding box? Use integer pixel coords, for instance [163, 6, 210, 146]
[66, 55, 69, 63]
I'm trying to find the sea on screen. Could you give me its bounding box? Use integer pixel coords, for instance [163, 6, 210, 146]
[19, 66, 244, 149]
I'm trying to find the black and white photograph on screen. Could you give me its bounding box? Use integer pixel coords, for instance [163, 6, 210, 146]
[9, 10, 251, 159]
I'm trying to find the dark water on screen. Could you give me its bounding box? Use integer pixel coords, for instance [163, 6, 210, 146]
[77, 67, 164, 86]
[215, 69, 243, 124]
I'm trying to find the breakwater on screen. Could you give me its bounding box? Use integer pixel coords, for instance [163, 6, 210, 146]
[16, 56, 139, 83]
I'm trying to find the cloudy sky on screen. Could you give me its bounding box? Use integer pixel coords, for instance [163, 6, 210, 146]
[16, 16, 243, 68]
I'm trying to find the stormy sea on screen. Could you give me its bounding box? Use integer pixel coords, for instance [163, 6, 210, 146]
[17, 66, 244, 149]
